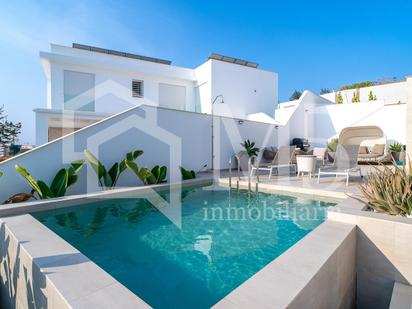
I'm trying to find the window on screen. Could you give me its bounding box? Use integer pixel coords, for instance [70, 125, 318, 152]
[159, 83, 186, 110]
[132, 80, 144, 98]
[64, 70, 95, 111]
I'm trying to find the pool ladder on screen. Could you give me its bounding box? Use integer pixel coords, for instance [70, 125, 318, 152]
[228, 155, 259, 192]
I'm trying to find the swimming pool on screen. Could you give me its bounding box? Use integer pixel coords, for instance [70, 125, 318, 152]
[33, 185, 335, 308]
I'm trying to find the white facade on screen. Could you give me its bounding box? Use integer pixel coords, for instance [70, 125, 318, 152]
[276, 90, 406, 147]
[36, 44, 278, 145]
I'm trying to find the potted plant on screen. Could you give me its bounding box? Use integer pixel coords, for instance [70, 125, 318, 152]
[237, 140, 259, 171]
[389, 142, 403, 162]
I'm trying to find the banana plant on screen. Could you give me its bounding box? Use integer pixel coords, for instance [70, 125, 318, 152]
[126, 162, 167, 185]
[147, 165, 167, 184]
[84, 149, 143, 188]
[15, 160, 84, 200]
[180, 166, 196, 180]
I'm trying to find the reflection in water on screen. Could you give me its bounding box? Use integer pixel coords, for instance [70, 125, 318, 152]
[34, 185, 335, 309]
[194, 234, 213, 263]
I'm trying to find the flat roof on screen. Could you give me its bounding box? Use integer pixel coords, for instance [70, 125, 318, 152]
[72, 43, 172, 65]
[208, 53, 259, 68]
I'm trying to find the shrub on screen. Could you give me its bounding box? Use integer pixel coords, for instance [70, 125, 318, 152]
[368, 91, 377, 101]
[351, 90, 360, 103]
[353, 161, 412, 216]
[180, 166, 196, 180]
[336, 92, 343, 104]
[340, 81, 375, 90]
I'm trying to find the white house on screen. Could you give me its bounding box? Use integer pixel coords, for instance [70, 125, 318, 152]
[35, 43, 278, 145]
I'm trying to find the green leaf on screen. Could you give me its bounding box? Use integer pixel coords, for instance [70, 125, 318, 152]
[133, 150, 144, 159]
[107, 163, 119, 186]
[50, 169, 68, 197]
[0, 170, 3, 177]
[15, 164, 44, 198]
[37, 180, 54, 199]
[119, 160, 127, 173]
[138, 168, 153, 185]
[70, 160, 84, 174]
[159, 166, 167, 182]
[125, 160, 139, 176]
[84, 150, 107, 180]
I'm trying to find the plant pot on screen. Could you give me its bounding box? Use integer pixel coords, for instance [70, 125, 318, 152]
[327, 151, 335, 163]
[236, 151, 250, 171]
[391, 151, 401, 162]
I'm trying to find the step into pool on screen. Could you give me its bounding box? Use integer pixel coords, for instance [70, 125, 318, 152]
[33, 185, 335, 308]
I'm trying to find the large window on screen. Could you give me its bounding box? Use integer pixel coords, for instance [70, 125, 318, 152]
[158, 83, 186, 110]
[64, 70, 95, 111]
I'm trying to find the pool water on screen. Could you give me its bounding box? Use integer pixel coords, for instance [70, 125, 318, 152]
[34, 185, 335, 308]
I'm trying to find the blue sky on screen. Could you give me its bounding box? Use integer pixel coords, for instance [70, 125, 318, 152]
[1, 0, 412, 144]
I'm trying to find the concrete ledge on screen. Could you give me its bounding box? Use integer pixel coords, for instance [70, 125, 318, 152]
[213, 220, 357, 309]
[219, 178, 345, 202]
[0, 214, 150, 308]
[390, 282, 412, 309]
[0, 177, 212, 218]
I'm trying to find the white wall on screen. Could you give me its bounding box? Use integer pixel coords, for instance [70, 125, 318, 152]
[322, 81, 407, 105]
[42, 45, 279, 121]
[47, 61, 197, 114]
[314, 102, 406, 145]
[0, 105, 282, 202]
[276, 91, 406, 147]
[210, 60, 278, 119]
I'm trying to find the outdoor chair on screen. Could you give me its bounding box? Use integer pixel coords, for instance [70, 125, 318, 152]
[317, 144, 361, 186]
[251, 145, 296, 179]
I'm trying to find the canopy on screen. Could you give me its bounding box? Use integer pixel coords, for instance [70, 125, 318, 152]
[339, 126, 386, 146]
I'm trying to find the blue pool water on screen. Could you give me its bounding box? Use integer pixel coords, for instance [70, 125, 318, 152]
[34, 185, 335, 308]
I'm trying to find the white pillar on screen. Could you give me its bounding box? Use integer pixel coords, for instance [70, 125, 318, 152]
[35, 111, 49, 146]
[406, 76, 412, 164]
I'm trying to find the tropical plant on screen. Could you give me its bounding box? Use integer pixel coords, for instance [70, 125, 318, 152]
[389, 142, 403, 152]
[289, 90, 302, 101]
[14, 161, 84, 200]
[336, 92, 343, 104]
[84, 149, 143, 188]
[146, 165, 167, 184]
[126, 162, 167, 185]
[352, 160, 412, 216]
[327, 138, 339, 152]
[180, 166, 196, 180]
[241, 139, 259, 157]
[320, 88, 331, 95]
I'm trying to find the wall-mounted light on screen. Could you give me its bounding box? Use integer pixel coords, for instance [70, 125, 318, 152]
[238, 120, 244, 125]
